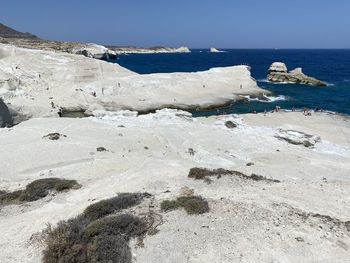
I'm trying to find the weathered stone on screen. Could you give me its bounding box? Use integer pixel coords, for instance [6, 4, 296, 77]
[72, 44, 117, 60]
[225, 121, 237, 128]
[267, 62, 326, 86]
[275, 129, 321, 147]
[268, 62, 288, 73]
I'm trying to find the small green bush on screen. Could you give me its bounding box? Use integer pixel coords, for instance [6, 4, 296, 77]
[160, 200, 181, 211]
[178, 196, 210, 215]
[161, 196, 209, 215]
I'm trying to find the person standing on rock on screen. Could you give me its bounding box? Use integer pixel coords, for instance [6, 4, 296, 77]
[58, 108, 63, 117]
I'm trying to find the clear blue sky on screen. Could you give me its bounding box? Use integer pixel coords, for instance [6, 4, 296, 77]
[1, 0, 349, 48]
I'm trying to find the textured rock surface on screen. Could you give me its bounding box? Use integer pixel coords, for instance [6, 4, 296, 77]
[268, 62, 288, 73]
[0, 111, 349, 262]
[275, 129, 321, 147]
[268, 62, 326, 86]
[0, 44, 268, 121]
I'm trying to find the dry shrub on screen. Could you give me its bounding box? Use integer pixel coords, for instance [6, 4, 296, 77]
[42, 193, 150, 263]
[0, 178, 80, 206]
[188, 167, 280, 183]
[177, 196, 210, 215]
[83, 214, 147, 239]
[20, 178, 79, 202]
[161, 196, 209, 215]
[87, 234, 131, 263]
[83, 193, 148, 221]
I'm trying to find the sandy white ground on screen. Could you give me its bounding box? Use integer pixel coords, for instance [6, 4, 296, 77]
[0, 110, 349, 262]
[0, 44, 267, 122]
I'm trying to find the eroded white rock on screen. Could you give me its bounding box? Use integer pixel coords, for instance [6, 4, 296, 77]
[0, 44, 268, 121]
[267, 62, 326, 86]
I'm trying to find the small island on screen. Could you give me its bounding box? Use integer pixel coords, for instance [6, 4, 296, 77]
[267, 62, 326, 86]
[210, 47, 224, 53]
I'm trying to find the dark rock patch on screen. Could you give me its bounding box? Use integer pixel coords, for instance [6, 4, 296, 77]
[0, 98, 13, 128]
[96, 147, 108, 152]
[43, 133, 67, 140]
[225, 121, 237, 128]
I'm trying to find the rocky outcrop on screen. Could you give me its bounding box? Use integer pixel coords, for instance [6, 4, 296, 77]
[275, 129, 321, 147]
[72, 43, 117, 60]
[0, 44, 268, 121]
[0, 98, 12, 127]
[210, 47, 220, 53]
[108, 46, 191, 54]
[267, 62, 326, 86]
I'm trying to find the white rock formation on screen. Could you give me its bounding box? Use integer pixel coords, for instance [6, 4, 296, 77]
[72, 43, 117, 60]
[275, 129, 321, 147]
[210, 47, 221, 53]
[268, 62, 288, 73]
[267, 62, 326, 86]
[111, 46, 191, 54]
[0, 111, 349, 262]
[0, 44, 268, 122]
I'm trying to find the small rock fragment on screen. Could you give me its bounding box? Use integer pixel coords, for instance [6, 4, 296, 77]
[225, 121, 237, 129]
[43, 133, 67, 140]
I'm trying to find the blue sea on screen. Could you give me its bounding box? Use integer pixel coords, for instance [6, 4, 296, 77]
[113, 49, 350, 116]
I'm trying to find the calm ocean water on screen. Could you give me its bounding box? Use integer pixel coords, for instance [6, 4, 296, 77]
[113, 49, 350, 116]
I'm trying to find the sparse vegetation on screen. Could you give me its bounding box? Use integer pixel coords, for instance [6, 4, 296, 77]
[0, 178, 80, 206]
[250, 173, 280, 183]
[83, 193, 148, 221]
[161, 196, 209, 215]
[0, 190, 23, 205]
[42, 193, 150, 263]
[188, 167, 280, 183]
[83, 214, 147, 238]
[188, 167, 233, 180]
